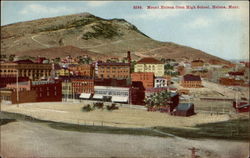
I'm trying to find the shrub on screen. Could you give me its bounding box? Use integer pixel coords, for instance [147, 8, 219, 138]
[82, 104, 93, 112]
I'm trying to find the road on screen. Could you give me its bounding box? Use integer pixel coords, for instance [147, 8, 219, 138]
[1, 121, 248, 158]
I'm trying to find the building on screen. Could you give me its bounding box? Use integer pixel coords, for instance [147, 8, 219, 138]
[181, 74, 202, 88]
[0, 60, 52, 80]
[173, 103, 195, 117]
[235, 104, 250, 113]
[154, 77, 168, 88]
[219, 78, 245, 86]
[93, 86, 130, 103]
[177, 65, 185, 76]
[72, 78, 94, 97]
[191, 59, 204, 68]
[0, 76, 29, 88]
[97, 62, 130, 79]
[68, 64, 94, 77]
[0, 88, 37, 104]
[56, 68, 70, 77]
[131, 72, 154, 89]
[134, 57, 164, 77]
[59, 76, 75, 100]
[5, 80, 62, 103]
[94, 78, 129, 87]
[130, 81, 145, 105]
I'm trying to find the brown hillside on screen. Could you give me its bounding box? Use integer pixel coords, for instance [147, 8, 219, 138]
[1, 12, 230, 64]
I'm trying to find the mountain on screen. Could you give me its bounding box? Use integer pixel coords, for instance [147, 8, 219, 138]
[1, 12, 229, 63]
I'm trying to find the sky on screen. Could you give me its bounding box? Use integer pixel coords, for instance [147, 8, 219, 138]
[1, 1, 249, 60]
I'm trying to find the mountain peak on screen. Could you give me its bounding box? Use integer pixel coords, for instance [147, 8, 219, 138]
[1, 13, 229, 64]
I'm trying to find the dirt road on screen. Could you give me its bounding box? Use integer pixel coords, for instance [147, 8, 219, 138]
[1, 121, 248, 158]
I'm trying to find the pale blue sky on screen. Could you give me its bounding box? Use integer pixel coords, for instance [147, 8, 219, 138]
[1, 1, 249, 60]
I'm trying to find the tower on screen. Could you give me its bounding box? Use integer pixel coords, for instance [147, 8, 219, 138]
[127, 51, 131, 64]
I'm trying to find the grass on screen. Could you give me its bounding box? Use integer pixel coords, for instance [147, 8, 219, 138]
[49, 122, 168, 138]
[0, 111, 168, 138]
[155, 118, 250, 141]
[1, 111, 249, 141]
[0, 118, 16, 126]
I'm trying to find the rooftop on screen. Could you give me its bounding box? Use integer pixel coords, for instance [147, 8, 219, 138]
[176, 103, 194, 111]
[183, 74, 201, 81]
[137, 57, 163, 64]
[97, 62, 130, 66]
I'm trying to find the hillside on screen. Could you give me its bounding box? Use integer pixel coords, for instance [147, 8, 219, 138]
[1, 12, 229, 63]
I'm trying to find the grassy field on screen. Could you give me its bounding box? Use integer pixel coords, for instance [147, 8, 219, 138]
[1, 111, 249, 141]
[156, 118, 250, 141]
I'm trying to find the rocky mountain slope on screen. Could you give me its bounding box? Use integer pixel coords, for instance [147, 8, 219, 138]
[1, 12, 229, 63]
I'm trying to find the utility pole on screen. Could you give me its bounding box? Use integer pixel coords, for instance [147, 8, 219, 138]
[188, 147, 199, 158]
[16, 70, 19, 107]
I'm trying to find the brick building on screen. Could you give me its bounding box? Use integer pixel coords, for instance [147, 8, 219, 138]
[181, 74, 202, 88]
[97, 62, 130, 79]
[0, 60, 52, 80]
[72, 78, 94, 95]
[0, 76, 29, 88]
[131, 72, 154, 89]
[130, 81, 145, 105]
[219, 78, 245, 86]
[5, 80, 62, 103]
[68, 64, 94, 77]
[134, 57, 164, 77]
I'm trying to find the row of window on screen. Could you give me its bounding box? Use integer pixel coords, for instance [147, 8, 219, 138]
[95, 90, 129, 96]
[99, 70, 129, 73]
[99, 74, 129, 78]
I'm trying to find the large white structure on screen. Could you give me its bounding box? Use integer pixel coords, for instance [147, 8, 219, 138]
[93, 86, 130, 103]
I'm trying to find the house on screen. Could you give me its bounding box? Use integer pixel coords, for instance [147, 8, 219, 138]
[191, 59, 204, 68]
[134, 57, 164, 77]
[131, 72, 154, 89]
[236, 104, 250, 113]
[173, 103, 195, 117]
[181, 74, 202, 88]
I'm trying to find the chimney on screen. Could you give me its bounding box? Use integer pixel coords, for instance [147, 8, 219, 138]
[127, 51, 131, 64]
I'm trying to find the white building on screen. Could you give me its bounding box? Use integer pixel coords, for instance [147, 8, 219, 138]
[154, 77, 168, 88]
[93, 86, 130, 103]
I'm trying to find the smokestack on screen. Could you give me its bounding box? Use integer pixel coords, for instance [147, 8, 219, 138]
[127, 51, 131, 64]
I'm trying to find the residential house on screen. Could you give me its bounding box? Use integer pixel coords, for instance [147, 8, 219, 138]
[181, 74, 202, 88]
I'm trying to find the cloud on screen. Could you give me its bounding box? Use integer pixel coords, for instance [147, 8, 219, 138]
[20, 4, 77, 15]
[86, 1, 111, 7]
[186, 17, 212, 29]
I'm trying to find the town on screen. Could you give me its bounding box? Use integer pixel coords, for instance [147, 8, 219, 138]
[0, 51, 249, 115]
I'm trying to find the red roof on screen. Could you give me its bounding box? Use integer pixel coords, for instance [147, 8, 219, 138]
[14, 59, 34, 64]
[97, 62, 130, 66]
[192, 59, 204, 63]
[228, 71, 244, 76]
[183, 74, 201, 81]
[137, 57, 163, 64]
